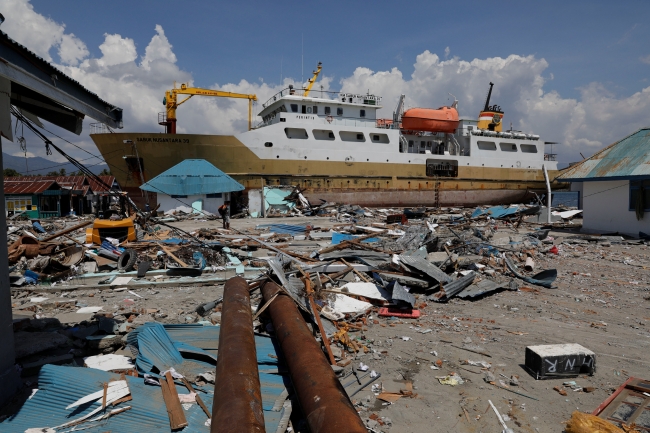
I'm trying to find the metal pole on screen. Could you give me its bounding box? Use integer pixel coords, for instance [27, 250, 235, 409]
[0, 138, 21, 406]
[212, 277, 265, 433]
[261, 281, 367, 433]
[542, 164, 551, 224]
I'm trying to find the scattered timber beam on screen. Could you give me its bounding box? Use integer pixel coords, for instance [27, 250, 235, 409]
[160, 245, 189, 268]
[212, 277, 265, 433]
[40, 220, 92, 242]
[261, 280, 366, 433]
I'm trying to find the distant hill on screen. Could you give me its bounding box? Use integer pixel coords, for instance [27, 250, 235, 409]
[2, 152, 109, 176]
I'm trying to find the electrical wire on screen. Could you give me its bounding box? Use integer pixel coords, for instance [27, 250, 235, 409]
[11, 109, 232, 220]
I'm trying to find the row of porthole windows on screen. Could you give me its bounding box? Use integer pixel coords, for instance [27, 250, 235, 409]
[289, 104, 365, 117]
[476, 141, 538, 153]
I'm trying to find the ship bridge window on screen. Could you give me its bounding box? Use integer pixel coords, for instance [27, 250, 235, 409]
[340, 131, 366, 142]
[477, 141, 497, 151]
[426, 159, 458, 178]
[521, 144, 538, 153]
[285, 128, 308, 139]
[337, 107, 343, 116]
[313, 129, 335, 141]
[290, 104, 298, 113]
[500, 143, 518, 152]
[306, 106, 312, 114]
[324, 107, 331, 115]
[371, 134, 389, 143]
[360, 109, 366, 118]
[302, 105, 307, 114]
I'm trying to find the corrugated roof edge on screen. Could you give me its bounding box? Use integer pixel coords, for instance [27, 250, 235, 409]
[557, 127, 650, 181]
[0, 30, 119, 111]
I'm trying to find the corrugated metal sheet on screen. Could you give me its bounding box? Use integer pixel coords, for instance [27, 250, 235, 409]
[399, 255, 453, 284]
[0, 30, 119, 109]
[2, 323, 291, 433]
[1, 364, 197, 432]
[256, 222, 311, 235]
[558, 127, 650, 181]
[140, 160, 244, 195]
[4, 179, 58, 194]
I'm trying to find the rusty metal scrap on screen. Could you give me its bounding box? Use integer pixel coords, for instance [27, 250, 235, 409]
[261, 280, 367, 433]
[212, 276, 265, 433]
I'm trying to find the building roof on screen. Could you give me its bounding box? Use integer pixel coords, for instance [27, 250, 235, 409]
[139, 159, 244, 195]
[88, 175, 118, 193]
[558, 127, 650, 182]
[7, 175, 118, 194]
[4, 179, 59, 194]
[0, 29, 122, 129]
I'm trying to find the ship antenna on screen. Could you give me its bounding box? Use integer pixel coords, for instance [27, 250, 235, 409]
[483, 82, 494, 111]
[448, 92, 458, 109]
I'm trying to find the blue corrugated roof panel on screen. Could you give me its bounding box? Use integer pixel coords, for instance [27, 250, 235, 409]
[140, 159, 244, 195]
[2, 323, 290, 433]
[256, 222, 311, 236]
[1, 364, 204, 432]
[558, 127, 650, 181]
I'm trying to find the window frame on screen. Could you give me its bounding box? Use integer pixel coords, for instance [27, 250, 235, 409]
[629, 179, 650, 212]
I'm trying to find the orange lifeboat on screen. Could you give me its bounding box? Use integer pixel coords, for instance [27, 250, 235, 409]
[401, 107, 459, 133]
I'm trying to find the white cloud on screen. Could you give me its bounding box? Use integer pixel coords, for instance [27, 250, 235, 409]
[96, 33, 138, 66]
[0, 0, 87, 65]
[141, 25, 176, 70]
[640, 54, 650, 65]
[58, 33, 88, 66]
[4, 0, 650, 168]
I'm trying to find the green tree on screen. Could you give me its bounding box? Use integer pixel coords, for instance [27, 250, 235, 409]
[99, 168, 112, 176]
[3, 168, 20, 177]
[46, 170, 60, 176]
[59, 168, 67, 176]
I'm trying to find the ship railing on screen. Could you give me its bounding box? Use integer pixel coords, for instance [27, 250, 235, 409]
[90, 122, 113, 134]
[262, 88, 339, 108]
[544, 153, 557, 161]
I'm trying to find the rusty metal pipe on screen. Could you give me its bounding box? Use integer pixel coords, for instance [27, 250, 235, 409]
[261, 281, 366, 433]
[212, 276, 265, 433]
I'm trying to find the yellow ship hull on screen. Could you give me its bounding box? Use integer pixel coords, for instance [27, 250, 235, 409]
[91, 133, 560, 207]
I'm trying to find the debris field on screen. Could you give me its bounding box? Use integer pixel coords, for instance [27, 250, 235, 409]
[3, 204, 650, 433]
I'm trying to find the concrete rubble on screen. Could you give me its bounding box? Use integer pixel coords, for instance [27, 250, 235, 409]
[2, 201, 650, 432]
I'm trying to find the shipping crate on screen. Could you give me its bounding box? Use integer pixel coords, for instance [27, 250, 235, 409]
[525, 343, 595, 380]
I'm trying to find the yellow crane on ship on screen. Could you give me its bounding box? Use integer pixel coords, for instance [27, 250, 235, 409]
[161, 83, 258, 133]
[303, 62, 322, 97]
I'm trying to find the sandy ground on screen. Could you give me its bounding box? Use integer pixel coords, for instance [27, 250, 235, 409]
[6, 215, 650, 432]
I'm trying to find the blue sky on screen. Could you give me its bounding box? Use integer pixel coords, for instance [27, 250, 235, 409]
[28, 0, 650, 99]
[3, 0, 650, 166]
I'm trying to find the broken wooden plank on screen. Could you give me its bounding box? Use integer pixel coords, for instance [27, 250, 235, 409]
[160, 245, 189, 268]
[160, 372, 188, 430]
[180, 377, 211, 419]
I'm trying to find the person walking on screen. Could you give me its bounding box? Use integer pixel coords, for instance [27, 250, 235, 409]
[218, 201, 230, 229]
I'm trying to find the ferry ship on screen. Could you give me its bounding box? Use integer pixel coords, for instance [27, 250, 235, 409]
[91, 71, 559, 207]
